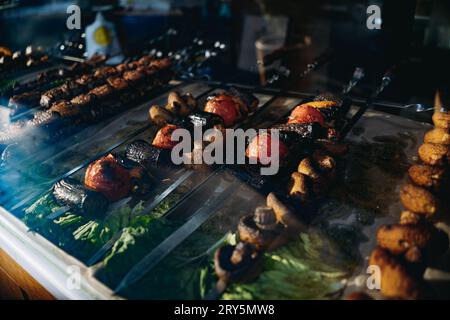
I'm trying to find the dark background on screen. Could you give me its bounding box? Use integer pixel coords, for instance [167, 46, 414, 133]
[1, 0, 449, 106]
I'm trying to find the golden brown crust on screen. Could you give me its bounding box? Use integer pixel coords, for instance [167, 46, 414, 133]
[400, 183, 438, 217]
[418, 143, 449, 166]
[399, 211, 423, 225]
[376, 224, 434, 256]
[432, 111, 450, 130]
[424, 128, 450, 145]
[408, 164, 447, 191]
[369, 247, 422, 300]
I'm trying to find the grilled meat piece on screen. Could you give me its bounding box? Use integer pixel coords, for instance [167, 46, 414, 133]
[70, 93, 96, 108]
[152, 124, 179, 149]
[89, 84, 114, 100]
[49, 100, 80, 118]
[84, 154, 132, 201]
[60, 80, 84, 97]
[137, 55, 154, 66]
[115, 63, 128, 73]
[93, 66, 118, 79]
[125, 140, 171, 166]
[8, 91, 41, 116]
[123, 70, 145, 84]
[53, 178, 109, 217]
[107, 76, 129, 92]
[40, 87, 66, 108]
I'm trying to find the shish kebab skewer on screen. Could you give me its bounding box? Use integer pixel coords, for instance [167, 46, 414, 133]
[206, 68, 397, 300]
[111, 66, 366, 295]
[47, 52, 334, 265]
[0, 56, 172, 146]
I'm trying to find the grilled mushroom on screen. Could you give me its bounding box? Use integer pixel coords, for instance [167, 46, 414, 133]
[408, 165, 448, 192]
[166, 91, 191, 116]
[297, 157, 329, 196]
[182, 92, 197, 110]
[266, 192, 303, 232]
[214, 242, 262, 284]
[288, 172, 311, 202]
[149, 105, 173, 126]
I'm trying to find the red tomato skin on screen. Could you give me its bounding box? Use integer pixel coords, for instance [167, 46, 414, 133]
[204, 95, 239, 127]
[288, 105, 325, 126]
[152, 124, 179, 149]
[246, 132, 289, 164]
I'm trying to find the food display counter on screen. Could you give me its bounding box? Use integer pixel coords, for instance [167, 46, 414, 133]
[1, 0, 450, 301]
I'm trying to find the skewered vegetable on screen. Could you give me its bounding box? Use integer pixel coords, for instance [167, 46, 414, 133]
[214, 242, 262, 284]
[84, 154, 132, 201]
[288, 105, 326, 126]
[125, 140, 171, 166]
[53, 178, 108, 218]
[152, 124, 180, 149]
[245, 132, 289, 164]
[266, 192, 303, 232]
[204, 94, 241, 127]
[149, 105, 173, 126]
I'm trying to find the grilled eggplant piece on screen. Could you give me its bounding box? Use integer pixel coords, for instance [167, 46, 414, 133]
[125, 140, 171, 166]
[188, 111, 224, 129]
[272, 122, 327, 140]
[53, 178, 109, 218]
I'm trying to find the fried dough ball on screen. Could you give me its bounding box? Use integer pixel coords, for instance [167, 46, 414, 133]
[424, 128, 450, 145]
[432, 111, 450, 130]
[376, 223, 448, 262]
[369, 247, 422, 300]
[399, 211, 423, 225]
[418, 143, 450, 166]
[400, 183, 439, 217]
[408, 165, 447, 191]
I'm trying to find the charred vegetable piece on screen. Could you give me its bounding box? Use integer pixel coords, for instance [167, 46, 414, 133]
[214, 242, 262, 284]
[84, 154, 131, 201]
[149, 105, 173, 126]
[188, 111, 225, 129]
[272, 122, 327, 140]
[152, 124, 179, 149]
[204, 94, 241, 127]
[246, 132, 289, 164]
[125, 140, 171, 166]
[53, 178, 108, 218]
[288, 105, 326, 126]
